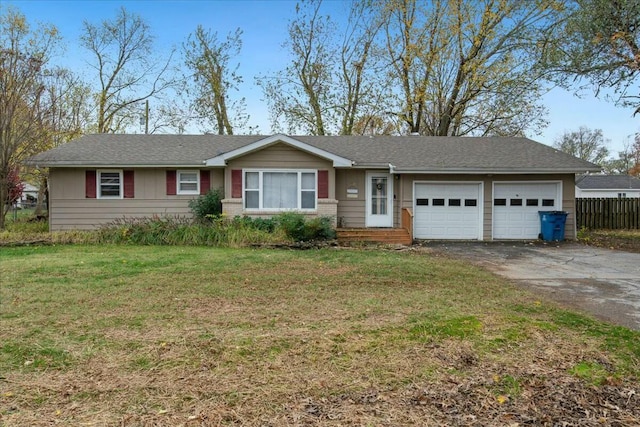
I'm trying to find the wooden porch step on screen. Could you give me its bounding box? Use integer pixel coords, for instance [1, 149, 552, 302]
[336, 228, 412, 245]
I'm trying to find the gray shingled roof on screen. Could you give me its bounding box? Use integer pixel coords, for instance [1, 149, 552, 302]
[26, 133, 601, 173]
[576, 174, 640, 189]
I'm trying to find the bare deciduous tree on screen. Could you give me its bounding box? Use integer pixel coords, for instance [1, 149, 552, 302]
[383, 0, 562, 136]
[81, 7, 175, 133]
[0, 7, 60, 228]
[545, 0, 640, 115]
[183, 26, 246, 135]
[258, 0, 383, 135]
[31, 68, 92, 214]
[553, 126, 610, 166]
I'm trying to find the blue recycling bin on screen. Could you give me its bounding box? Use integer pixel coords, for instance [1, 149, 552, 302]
[538, 211, 568, 241]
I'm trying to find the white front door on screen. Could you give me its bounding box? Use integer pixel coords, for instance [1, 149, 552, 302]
[366, 172, 394, 227]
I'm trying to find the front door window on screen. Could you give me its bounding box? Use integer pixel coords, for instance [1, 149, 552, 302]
[371, 177, 388, 215]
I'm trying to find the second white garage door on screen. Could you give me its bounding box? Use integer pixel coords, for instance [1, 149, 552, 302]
[414, 183, 482, 240]
[493, 182, 561, 239]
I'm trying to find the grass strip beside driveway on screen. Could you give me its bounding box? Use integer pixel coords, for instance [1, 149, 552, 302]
[1, 245, 638, 425]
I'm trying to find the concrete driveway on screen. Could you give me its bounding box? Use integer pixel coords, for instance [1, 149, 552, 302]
[427, 242, 640, 331]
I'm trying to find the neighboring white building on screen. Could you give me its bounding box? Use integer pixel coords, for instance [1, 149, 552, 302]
[575, 175, 640, 198]
[16, 183, 38, 208]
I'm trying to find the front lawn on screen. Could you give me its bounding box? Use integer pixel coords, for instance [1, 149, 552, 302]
[0, 246, 638, 425]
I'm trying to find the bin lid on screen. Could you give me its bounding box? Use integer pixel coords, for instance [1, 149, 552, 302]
[538, 211, 568, 215]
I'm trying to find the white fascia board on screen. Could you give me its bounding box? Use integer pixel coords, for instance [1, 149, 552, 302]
[580, 188, 640, 192]
[205, 133, 353, 167]
[392, 167, 602, 174]
[29, 163, 213, 168]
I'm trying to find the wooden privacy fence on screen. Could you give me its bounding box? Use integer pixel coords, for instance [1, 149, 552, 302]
[575, 198, 640, 230]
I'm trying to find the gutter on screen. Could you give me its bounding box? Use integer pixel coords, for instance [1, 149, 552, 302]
[390, 167, 602, 174]
[24, 163, 222, 168]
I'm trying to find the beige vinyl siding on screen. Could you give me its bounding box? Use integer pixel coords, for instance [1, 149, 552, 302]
[224, 143, 334, 198]
[222, 143, 338, 221]
[48, 168, 223, 231]
[335, 169, 366, 228]
[399, 173, 577, 240]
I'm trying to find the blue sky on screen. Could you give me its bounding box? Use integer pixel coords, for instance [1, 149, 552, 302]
[4, 0, 639, 155]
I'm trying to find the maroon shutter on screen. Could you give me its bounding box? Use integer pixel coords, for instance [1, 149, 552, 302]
[85, 170, 96, 198]
[317, 170, 329, 199]
[123, 170, 134, 198]
[231, 169, 242, 198]
[166, 170, 176, 195]
[200, 170, 210, 195]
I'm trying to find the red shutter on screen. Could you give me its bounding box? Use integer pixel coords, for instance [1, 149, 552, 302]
[123, 170, 135, 198]
[200, 170, 210, 195]
[85, 170, 96, 198]
[166, 170, 176, 195]
[231, 169, 242, 198]
[317, 170, 329, 199]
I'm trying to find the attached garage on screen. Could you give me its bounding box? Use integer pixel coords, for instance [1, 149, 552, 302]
[414, 182, 482, 240]
[492, 182, 561, 239]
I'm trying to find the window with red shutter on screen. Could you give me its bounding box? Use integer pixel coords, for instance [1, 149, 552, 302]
[123, 170, 134, 198]
[200, 170, 210, 195]
[85, 170, 97, 199]
[166, 170, 177, 195]
[317, 170, 329, 199]
[231, 169, 242, 198]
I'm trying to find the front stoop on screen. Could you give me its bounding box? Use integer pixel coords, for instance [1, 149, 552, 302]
[336, 228, 412, 245]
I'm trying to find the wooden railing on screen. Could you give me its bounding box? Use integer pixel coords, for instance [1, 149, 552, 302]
[402, 207, 413, 241]
[575, 198, 640, 230]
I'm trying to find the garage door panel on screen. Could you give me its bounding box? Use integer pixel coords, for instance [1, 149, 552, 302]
[414, 183, 481, 240]
[493, 183, 560, 239]
[463, 212, 478, 221]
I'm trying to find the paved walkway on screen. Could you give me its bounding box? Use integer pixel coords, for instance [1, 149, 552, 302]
[428, 242, 640, 330]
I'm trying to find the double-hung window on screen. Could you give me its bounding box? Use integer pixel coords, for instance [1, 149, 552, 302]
[177, 170, 200, 195]
[244, 170, 316, 210]
[97, 170, 123, 199]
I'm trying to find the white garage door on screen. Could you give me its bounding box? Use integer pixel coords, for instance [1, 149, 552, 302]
[414, 183, 482, 240]
[493, 182, 560, 239]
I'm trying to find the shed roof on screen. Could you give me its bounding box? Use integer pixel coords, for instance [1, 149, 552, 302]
[576, 174, 640, 190]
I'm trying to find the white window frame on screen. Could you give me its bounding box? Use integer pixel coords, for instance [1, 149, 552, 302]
[97, 169, 123, 199]
[243, 169, 317, 211]
[177, 170, 200, 195]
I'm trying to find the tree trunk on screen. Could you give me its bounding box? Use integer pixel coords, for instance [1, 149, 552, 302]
[34, 175, 48, 216]
[0, 173, 8, 230]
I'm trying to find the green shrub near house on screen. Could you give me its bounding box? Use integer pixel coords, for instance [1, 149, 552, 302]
[0, 194, 336, 247]
[188, 189, 223, 221]
[94, 212, 335, 246]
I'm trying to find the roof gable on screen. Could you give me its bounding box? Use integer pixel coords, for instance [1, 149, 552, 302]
[204, 134, 353, 167]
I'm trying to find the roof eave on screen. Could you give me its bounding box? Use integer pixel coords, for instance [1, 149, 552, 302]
[578, 187, 640, 191]
[24, 161, 214, 168]
[392, 167, 603, 174]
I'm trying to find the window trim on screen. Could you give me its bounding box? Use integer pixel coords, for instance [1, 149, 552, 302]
[177, 170, 200, 195]
[97, 169, 123, 199]
[243, 169, 318, 211]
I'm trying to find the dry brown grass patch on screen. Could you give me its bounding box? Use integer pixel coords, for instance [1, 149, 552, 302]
[1, 246, 638, 426]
